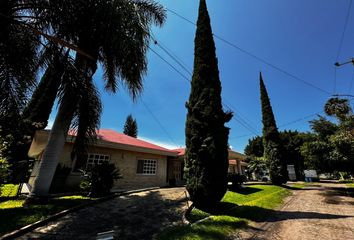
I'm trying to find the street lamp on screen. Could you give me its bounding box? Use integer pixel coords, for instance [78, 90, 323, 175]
[334, 58, 354, 67]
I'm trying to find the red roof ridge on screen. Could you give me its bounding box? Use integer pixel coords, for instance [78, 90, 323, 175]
[68, 129, 177, 154]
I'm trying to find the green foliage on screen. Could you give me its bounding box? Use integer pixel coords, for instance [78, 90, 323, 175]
[227, 173, 247, 190]
[259, 74, 287, 185]
[303, 98, 354, 174]
[80, 162, 122, 197]
[246, 156, 267, 176]
[0, 184, 19, 198]
[184, 0, 232, 210]
[0, 159, 10, 184]
[157, 185, 290, 240]
[123, 114, 138, 138]
[244, 136, 263, 157]
[324, 98, 351, 121]
[309, 116, 338, 140]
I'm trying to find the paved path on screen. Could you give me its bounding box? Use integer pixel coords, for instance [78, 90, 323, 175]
[241, 182, 354, 240]
[18, 187, 188, 240]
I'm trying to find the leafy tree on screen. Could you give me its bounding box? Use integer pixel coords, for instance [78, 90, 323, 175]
[28, 0, 166, 199]
[123, 114, 138, 138]
[246, 156, 267, 177]
[260, 73, 287, 185]
[0, 158, 11, 184]
[280, 130, 308, 180]
[302, 98, 354, 174]
[185, 0, 232, 210]
[244, 136, 264, 157]
[309, 116, 338, 140]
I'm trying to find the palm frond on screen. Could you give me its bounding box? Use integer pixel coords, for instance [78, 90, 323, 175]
[71, 78, 102, 160]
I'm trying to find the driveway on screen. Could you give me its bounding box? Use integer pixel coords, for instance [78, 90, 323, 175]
[18, 187, 188, 240]
[239, 182, 354, 240]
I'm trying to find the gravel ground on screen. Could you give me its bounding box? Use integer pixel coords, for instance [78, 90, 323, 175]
[239, 182, 354, 240]
[17, 187, 188, 240]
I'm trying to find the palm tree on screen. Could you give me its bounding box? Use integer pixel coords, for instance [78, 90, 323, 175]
[0, 0, 41, 118]
[28, 0, 166, 199]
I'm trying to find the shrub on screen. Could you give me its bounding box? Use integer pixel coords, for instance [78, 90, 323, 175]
[228, 173, 247, 190]
[0, 158, 10, 184]
[80, 162, 122, 197]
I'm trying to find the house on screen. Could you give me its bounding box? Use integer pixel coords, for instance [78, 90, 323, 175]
[171, 148, 248, 184]
[227, 150, 248, 175]
[28, 129, 248, 192]
[28, 129, 179, 191]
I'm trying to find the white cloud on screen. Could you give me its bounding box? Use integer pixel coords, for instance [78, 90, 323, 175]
[139, 136, 184, 150]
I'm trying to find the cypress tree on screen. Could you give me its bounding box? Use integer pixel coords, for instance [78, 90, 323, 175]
[185, 0, 232, 210]
[123, 114, 138, 138]
[260, 73, 287, 185]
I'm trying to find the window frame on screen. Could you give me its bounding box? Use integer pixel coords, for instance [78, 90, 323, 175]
[85, 153, 110, 169]
[136, 159, 158, 175]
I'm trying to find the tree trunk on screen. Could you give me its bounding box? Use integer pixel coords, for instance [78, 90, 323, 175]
[28, 101, 74, 198]
[27, 53, 96, 200]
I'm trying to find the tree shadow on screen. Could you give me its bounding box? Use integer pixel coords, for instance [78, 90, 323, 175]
[158, 218, 248, 240]
[228, 186, 263, 195]
[207, 202, 352, 223]
[10, 189, 187, 240]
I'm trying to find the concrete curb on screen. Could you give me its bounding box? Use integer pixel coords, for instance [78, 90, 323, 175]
[0, 187, 159, 240]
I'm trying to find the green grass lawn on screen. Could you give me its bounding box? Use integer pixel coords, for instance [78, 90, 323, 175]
[0, 184, 19, 198]
[0, 195, 94, 236]
[157, 185, 291, 240]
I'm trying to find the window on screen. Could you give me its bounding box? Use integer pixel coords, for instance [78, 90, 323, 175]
[86, 154, 110, 169]
[136, 159, 157, 175]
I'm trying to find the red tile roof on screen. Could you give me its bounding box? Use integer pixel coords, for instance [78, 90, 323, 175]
[229, 160, 237, 165]
[173, 148, 185, 156]
[69, 129, 177, 154]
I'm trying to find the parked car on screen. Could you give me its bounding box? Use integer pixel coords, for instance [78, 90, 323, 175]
[304, 170, 319, 182]
[260, 170, 270, 182]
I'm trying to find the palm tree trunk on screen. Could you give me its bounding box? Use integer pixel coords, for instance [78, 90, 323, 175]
[27, 54, 96, 200]
[28, 101, 74, 198]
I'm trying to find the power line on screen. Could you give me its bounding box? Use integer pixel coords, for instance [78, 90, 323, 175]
[278, 112, 322, 128]
[151, 38, 261, 135]
[349, 67, 354, 94]
[140, 99, 178, 146]
[166, 7, 332, 95]
[148, 46, 191, 83]
[155, 40, 192, 75]
[335, 0, 352, 61]
[334, 0, 353, 94]
[222, 100, 260, 135]
[150, 42, 261, 136]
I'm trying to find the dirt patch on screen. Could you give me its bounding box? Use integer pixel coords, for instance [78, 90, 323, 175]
[238, 182, 354, 240]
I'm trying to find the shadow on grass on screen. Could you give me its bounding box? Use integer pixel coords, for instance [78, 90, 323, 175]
[207, 202, 352, 223]
[158, 218, 247, 240]
[228, 186, 262, 195]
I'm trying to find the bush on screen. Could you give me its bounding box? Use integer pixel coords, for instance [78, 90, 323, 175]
[228, 173, 247, 190]
[80, 162, 122, 197]
[0, 158, 10, 184]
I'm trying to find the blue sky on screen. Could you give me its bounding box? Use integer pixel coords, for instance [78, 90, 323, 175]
[48, 0, 354, 153]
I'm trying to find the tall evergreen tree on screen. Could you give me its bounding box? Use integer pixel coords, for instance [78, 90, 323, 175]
[260, 73, 287, 185]
[185, 0, 232, 210]
[123, 114, 138, 138]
